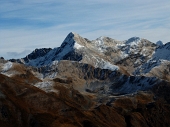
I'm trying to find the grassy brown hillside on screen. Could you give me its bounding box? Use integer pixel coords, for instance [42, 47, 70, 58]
[0, 73, 170, 127]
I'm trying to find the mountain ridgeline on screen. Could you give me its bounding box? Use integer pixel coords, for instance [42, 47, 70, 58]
[0, 32, 170, 127]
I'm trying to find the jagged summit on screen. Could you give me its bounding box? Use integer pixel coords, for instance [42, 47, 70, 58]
[9, 32, 157, 72]
[92, 36, 118, 47]
[62, 32, 75, 45]
[61, 32, 86, 49]
[1, 32, 170, 127]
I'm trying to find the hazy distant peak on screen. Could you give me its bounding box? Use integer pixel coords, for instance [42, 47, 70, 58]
[156, 40, 163, 46]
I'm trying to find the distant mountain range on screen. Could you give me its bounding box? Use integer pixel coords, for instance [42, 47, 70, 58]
[9, 32, 170, 79]
[0, 32, 170, 127]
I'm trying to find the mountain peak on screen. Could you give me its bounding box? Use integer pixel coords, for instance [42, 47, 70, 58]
[61, 32, 87, 49]
[156, 40, 163, 46]
[60, 32, 76, 48]
[69, 31, 78, 35]
[126, 37, 141, 43]
[66, 32, 79, 38]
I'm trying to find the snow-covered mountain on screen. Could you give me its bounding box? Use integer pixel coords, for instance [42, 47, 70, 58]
[5, 32, 169, 94]
[8, 32, 170, 81]
[135, 42, 170, 80]
[11, 32, 119, 71]
[1, 32, 170, 126]
[134, 42, 170, 77]
[11, 32, 158, 74]
[5, 32, 170, 89]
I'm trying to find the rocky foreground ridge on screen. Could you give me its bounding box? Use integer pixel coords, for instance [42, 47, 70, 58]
[0, 32, 170, 127]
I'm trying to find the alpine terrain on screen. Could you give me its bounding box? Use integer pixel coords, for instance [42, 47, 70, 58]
[0, 32, 170, 127]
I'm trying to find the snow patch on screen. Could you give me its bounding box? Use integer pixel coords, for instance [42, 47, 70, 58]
[126, 37, 141, 45]
[91, 36, 108, 52]
[2, 62, 13, 72]
[74, 42, 84, 49]
[34, 81, 54, 92]
[51, 60, 58, 67]
[103, 62, 119, 71]
[96, 36, 104, 45]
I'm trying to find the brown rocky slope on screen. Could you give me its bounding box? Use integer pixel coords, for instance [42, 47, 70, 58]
[0, 73, 170, 127]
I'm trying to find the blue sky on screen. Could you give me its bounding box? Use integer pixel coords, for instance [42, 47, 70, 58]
[0, 0, 170, 59]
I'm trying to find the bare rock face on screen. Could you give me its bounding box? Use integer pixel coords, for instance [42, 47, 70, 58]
[10, 48, 52, 64]
[1, 32, 170, 126]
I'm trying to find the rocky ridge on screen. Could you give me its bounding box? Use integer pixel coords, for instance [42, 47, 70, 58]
[0, 32, 170, 127]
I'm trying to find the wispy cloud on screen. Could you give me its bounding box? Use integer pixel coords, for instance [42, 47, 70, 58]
[0, 0, 170, 59]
